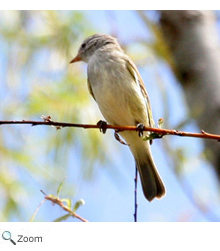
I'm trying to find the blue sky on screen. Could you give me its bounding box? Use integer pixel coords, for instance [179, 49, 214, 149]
[67, 10, 220, 221]
[1, 10, 220, 222]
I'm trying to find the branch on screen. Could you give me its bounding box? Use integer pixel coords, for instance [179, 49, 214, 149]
[1, 119, 220, 141]
[134, 165, 138, 222]
[41, 190, 88, 222]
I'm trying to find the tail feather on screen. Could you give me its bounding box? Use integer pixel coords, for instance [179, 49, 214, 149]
[136, 154, 165, 201]
[119, 131, 165, 201]
[132, 142, 165, 202]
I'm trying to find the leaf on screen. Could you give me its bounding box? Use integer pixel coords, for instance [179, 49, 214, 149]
[158, 118, 164, 129]
[48, 194, 57, 200]
[143, 133, 163, 141]
[53, 214, 71, 222]
[57, 180, 65, 198]
[61, 198, 72, 209]
[73, 199, 85, 213]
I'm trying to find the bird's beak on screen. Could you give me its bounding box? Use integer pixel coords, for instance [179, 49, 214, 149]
[70, 54, 81, 64]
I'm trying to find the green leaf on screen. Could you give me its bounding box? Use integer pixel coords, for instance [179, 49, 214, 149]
[143, 133, 163, 141]
[158, 118, 164, 129]
[61, 198, 72, 209]
[73, 199, 85, 213]
[48, 194, 57, 200]
[56, 180, 64, 198]
[53, 214, 71, 222]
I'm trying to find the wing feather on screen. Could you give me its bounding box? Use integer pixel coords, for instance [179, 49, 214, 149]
[87, 78, 96, 100]
[125, 56, 154, 128]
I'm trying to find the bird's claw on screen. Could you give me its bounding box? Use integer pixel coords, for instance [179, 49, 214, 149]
[97, 120, 108, 134]
[136, 123, 145, 137]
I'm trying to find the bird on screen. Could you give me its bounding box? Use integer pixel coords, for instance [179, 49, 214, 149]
[70, 33, 165, 201]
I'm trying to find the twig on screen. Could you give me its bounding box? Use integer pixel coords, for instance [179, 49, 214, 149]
[30, 198, 47, 222]
[41, 190, 88, 222]
[2, 118, 220, 221]
[134, 165, 138, 222]
[1, 120, 220, 141]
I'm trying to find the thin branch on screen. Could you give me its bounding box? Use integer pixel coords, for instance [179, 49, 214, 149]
[30, 198, 47, 222]
[41, 190, 88, 222]
[134, 165, 138, 222]
[1, 119, 220, 141]
[3, 118, 219, 220]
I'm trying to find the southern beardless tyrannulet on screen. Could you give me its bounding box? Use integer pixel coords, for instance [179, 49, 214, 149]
[70, 34, 165, 201]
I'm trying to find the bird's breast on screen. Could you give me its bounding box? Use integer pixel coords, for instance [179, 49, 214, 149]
[87, 56, 148, 126]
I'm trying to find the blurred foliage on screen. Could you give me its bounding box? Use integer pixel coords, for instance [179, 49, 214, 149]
[30, 182, 86, 222]
[1, 10, 220, 222]
[0, 10, 108, 221]
[136, 10, 220, 221]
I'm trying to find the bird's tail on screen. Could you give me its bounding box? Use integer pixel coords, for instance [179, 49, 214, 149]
[135, 149, 165, 202]
[119, 131, 165, 201]
[130, 140, 165, 201]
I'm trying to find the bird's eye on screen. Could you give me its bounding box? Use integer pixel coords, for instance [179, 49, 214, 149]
[81, 43, 86, 49]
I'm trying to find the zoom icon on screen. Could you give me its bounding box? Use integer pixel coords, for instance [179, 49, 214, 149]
[2, 231, 16, 245]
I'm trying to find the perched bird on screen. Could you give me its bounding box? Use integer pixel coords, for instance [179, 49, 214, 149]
[70, 33, 165, 201]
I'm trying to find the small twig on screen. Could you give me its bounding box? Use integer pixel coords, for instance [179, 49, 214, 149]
[30, 198, 47, 222]
[41, 190, 88, 222]
[114, 131, 129, 145]
[1, 120, 220, 141]
[2, 119, 220, 221]
[134, 165, 138, 222]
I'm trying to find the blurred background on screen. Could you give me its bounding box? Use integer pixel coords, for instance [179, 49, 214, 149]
[1, 10, 220, 222]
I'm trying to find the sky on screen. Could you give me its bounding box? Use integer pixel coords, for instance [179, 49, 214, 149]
[65, 10, 220, 222]
[76, 10, 220, 222]
[1, 10, 220, 222]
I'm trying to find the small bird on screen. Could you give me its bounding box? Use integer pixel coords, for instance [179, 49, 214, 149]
[70, 33, 165, 201]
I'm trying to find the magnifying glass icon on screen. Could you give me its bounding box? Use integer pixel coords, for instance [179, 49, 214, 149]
[2, 231, 16, 245]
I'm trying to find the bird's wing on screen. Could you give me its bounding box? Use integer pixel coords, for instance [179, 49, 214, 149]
[87, 78, 96, 101]
[125, 56, 155, 128]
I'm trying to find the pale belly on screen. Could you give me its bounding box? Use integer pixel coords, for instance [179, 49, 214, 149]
[91, 78, 149, 127]
[87, 53, 149, 127]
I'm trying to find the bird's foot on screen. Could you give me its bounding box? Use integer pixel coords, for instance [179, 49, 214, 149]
[136, 123, 145, 137]
[97, 120, 108, 134]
